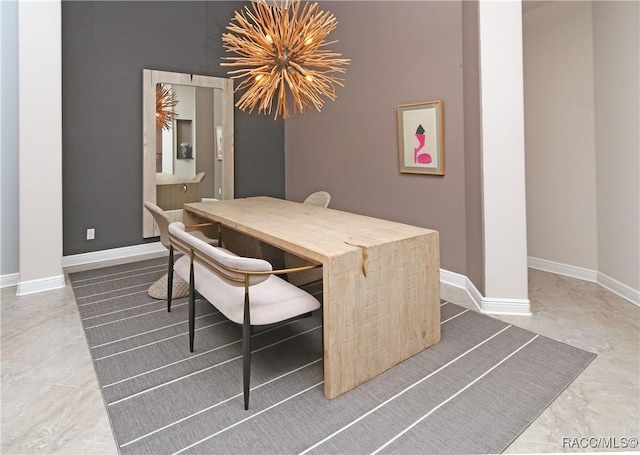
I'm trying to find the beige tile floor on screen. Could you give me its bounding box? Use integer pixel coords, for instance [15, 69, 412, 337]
[1, 262, 639, 454]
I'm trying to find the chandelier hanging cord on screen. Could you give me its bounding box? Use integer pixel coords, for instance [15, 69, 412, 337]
[221, 0, 350, 119]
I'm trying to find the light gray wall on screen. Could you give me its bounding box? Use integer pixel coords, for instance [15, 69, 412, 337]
[285, 1, 483, 283]
[523, 1, 599, 270]
[62, 1, 285, 256]
[593, 1, 640, 291]
[524, 1, 639, 292]
[1, 0, 19, 276]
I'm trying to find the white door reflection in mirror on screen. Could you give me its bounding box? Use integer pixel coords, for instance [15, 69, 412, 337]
[143, 70, 234, 238]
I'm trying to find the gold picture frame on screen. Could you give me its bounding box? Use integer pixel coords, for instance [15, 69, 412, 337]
[397, 100, 445, 175]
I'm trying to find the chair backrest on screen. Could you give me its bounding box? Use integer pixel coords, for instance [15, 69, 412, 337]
[144, 201, 171, 249]
[303, 191, 331, 208]
[284, 191, 330, 287]
[192, 172, 205, 182]
[169, 222, 271, 287]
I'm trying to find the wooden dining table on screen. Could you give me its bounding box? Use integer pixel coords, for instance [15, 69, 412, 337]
[183, 196, 441, 400]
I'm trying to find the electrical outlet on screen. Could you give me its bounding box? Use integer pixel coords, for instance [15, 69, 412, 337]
[218, 188, 222, 195]
[87, 228, 95, 240]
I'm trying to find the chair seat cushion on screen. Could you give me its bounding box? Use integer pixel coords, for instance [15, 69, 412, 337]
[174, 256, 321, 326]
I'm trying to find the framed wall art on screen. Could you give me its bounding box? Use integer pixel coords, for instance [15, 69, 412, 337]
[397, 100, 444, 175]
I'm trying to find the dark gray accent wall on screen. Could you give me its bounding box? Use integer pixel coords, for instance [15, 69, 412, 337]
[62, 1, 284, 255]
[285, 1, 484, 285]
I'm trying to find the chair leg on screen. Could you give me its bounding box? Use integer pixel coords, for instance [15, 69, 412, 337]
[167, 246, 174, 312]
[243, 291, 251, 410]
[188, 262, 196, 353]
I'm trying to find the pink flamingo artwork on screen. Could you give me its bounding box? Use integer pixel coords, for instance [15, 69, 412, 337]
[414, 124, 432, 164]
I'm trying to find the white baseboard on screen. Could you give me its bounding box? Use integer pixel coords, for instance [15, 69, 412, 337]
[439, 268, 467, 289]
[2, 243, 166, 293]
[0, 272, 20, 289]
[19, 246, 635, 311]
[62, 242, 166, 269]
[597, 272, 639, 306]
[440, 269, 531, 316]
[527, 257, 598, 282]
[480, 297, 533, 315]
[528, 256, 639, 307]
[16, 274, 66, 296]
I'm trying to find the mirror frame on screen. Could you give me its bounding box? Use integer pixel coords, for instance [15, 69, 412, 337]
[142, 69, 234, 238]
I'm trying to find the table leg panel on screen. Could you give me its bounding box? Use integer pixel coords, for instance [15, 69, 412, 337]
[323, 232, 440, 399]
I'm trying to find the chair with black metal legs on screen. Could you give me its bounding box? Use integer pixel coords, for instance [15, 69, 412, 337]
[143, 201, 218, 311]
[169, 221, 321, 410]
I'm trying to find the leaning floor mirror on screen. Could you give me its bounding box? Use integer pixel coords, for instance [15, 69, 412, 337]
[142, 69, 234, 238]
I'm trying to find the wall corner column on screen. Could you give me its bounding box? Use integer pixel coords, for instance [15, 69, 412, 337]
[17, 0, 64, 295]
[478, 0, 530, 315]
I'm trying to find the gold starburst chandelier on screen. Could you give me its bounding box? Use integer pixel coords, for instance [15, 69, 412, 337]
[155, 84, 179, 131]
[221, 0, 350, 119]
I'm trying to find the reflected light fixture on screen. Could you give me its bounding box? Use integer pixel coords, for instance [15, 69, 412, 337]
[221, 0, 350, 119]
[155, 84, 179, 131]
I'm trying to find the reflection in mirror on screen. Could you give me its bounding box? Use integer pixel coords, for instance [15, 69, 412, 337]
[143, 70, 234, 238]
[156, 84, 222, 206]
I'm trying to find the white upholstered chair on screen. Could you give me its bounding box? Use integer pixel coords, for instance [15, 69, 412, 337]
[169, 222, 321, 410]
[144, 201, 218, 310]
[302, 191, 331, 207]
[285, 191, 331, 287]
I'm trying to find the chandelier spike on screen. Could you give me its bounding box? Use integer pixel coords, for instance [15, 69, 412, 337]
[221, 0, 350, 120]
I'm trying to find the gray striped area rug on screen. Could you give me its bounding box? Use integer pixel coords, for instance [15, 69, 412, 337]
[69, 257, 595, 454]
